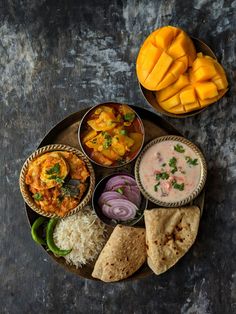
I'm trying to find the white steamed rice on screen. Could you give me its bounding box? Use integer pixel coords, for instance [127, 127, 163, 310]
[53, 206, 107, 268]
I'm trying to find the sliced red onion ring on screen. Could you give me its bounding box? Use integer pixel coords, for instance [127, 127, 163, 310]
[101, 199, 137, 221]
[105, 175, 137, 191]
[98, 191, 127, 208]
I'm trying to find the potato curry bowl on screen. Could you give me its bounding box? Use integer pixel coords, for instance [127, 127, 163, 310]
[78, 103, 145, 168]
[20, 144, 95, 218]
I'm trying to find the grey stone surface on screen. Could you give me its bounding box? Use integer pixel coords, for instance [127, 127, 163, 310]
[0, 0, 236, 313]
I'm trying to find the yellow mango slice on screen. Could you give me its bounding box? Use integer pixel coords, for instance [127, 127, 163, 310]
[159, 93, 180, 110]
[180, 87, 196, 104]
[156, 74, 189, 102]
[169, 59, 187, 78]
[184, 101, 200, 112]
[213, 77, 228, 90]
[136, 42, 163, 82]
[155, 27, 175, 49]
[145, 51, 173, 90]
[192, 56, 214, 72]
[167, 104, 186, 114]
[199, 89, 228, 107]
[156, 73, 176, 90]
[167, 32, 193, 61]
[195, 82, 218, 100]
[136, 26, 196, 91]
[192, 65, 217, 81]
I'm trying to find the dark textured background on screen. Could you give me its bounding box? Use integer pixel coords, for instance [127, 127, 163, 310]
[1, 0, 236, 313]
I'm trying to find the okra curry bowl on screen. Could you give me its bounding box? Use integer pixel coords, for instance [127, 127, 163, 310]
[78, 103, 145, 168]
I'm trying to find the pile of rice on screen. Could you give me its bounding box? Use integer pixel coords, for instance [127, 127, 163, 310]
[53, 206, 107, 268]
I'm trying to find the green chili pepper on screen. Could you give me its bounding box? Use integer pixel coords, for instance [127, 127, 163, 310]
[31, 217, 47, 245]
[46, 218, 72, 256]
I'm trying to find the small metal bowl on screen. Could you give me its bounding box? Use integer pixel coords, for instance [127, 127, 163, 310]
[19, 144, 95, 218]
[92, 173, 148, 227]
[135, 135, 207, 207]
[139, 37, 217, 118]
[78, 102, 145, 168]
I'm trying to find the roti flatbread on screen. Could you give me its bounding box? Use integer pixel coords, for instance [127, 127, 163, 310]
[92, 225, 146, 282]
[144, 206, 200, 275]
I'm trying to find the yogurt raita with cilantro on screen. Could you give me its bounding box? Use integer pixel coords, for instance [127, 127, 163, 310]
[139, 141, 201, 203]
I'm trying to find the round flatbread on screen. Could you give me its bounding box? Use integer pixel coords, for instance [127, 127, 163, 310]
[92, 225, 146, 282]
[144, 206, 200, 275]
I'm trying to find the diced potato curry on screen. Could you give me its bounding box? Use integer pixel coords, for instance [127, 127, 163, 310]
[82, 104, 143, 166]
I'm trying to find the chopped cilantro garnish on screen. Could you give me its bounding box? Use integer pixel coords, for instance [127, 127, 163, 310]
[49, 175, 64, 184]
[120, 129, 127, 135]
[46, 163, 60, 175]
[103, 132, 112, 149]
[156, 172, 169, 180]
[173, 182, 185, 191]
[154, 182, 160, 191]
[124, 113, 135, 122]
[161, 163, 166, 167]
[169, 157, 178, 174]
[116, 188, 124, 194]
[33, 192, 43, 201]
[174, 144, 185, 153]
[185, 156, 198, 166]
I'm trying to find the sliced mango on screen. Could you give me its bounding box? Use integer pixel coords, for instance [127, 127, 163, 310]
[180, 87, 196, 104]
[155, 53, 228, 114]
[144, 51, 173, 90]
[195, 82, 218, 100]
[157, 74, 189, 102]
[136, 26, 196, 91]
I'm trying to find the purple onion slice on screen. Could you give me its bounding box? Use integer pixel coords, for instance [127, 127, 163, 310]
[105, 175, 137, 191]
[101, 199, 137, 221]
[98, 191, 127, 208]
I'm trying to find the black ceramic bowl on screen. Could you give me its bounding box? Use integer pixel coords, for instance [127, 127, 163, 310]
[78, 102, 145, 168]
[92, 173, 148, 227]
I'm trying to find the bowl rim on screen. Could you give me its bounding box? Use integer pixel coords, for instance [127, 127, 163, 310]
[134, 135, 207, 207]
[92, 172, 148, 227]
[78, 102, 145, 168]
[138, 36, 218, 118]
[19, 144, 95, 218]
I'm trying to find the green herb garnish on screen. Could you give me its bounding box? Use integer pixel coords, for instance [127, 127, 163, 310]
[49, 175, 65, 184]
[154, 182, 160, 191]
[174, 144, 185, 153]
[124, 113, 135, 122]
[169, 157, 178, 174]
[116, 188, 124, 194]
[161, 163, 166, 167]
[156, 172, 169, 180]
[173, 182, 185, 191]
[120, 129, 127, 135]
[46, 163, 60, 175]
[33, 192, 43, 201]
[103, 132, 112, 149]
[185, 156, 198, 166]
